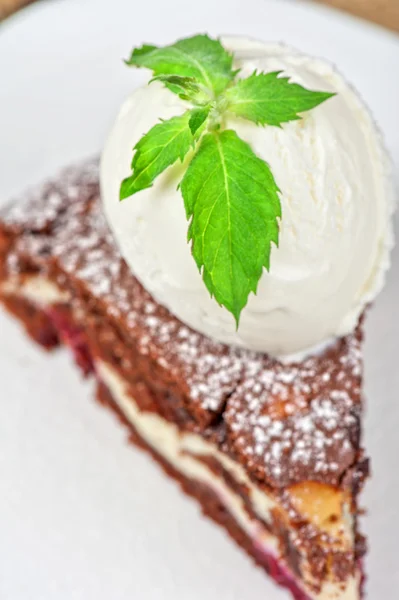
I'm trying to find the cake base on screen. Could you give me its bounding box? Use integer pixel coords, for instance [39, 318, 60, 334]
[0, 161, 367, 600]
[97, 380, 311, 600]
[1, 292, 310, 599]
[0, 290, 367, 600]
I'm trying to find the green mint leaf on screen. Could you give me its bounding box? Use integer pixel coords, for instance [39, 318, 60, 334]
[188, 106, 211, 135]
[121, 34, 339, 325]
[225, 71, 335, 127]
[181, 130, 281, 325]
[126, 34, 234, 97]
[131, 44, 157, 58]
[120, 112, 194, 200]
[150, 74, 210, 104]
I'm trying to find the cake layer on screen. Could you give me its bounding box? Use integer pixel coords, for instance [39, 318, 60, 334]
[98, 361, 362, 600]
[0, 277, 365, 600]
[0, 162, 368, 599]
[95, 380, 313, 600]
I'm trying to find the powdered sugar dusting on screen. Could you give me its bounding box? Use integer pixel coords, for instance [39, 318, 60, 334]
[1, 161, 365, 477]
[226, 333, 362, 487]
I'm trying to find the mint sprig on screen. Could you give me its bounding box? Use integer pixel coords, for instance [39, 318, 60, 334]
[121, 35, 336, 325]
[150, 75, 210, 105]
[120, 113, 195, 199]
[225, 71, 335, 126]
[188, 106, 211, 135]
[126, 35, 234, 96]
[181, 130, 281, 325]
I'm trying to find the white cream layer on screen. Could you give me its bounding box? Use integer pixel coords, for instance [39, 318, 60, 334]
[1, 277, 360, 599]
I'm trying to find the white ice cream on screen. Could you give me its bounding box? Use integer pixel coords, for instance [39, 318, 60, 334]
[101, 37, 395, 359]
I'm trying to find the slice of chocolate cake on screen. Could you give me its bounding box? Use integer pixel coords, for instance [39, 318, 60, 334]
[0, 161, 368, 600]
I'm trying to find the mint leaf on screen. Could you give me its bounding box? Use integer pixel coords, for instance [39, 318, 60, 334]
[120, 112, 194, 200]
[132, 44, 157, 57]
[122, 34, 337, 325]
[150, 74, 210, 104]
[225, 71, 335, 127]
[188, 106, 211, 135]
[126, 34, 234, 97]
[181, 130, 281, 324]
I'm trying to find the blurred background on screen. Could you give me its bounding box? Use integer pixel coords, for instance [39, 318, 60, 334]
[1, 0, 399, 31]
[0, 2, 398, 600]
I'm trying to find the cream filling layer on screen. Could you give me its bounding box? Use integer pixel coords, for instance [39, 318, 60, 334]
[1, 276, 361, 599]
[1, 276, 69, 304]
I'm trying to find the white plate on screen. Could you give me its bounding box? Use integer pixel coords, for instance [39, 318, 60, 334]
[0, 1, 398, 599]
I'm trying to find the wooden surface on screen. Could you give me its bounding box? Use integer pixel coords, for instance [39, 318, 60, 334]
[316, 0, 399, 31]
[0, 0, 398, 31]
[0, 0, 34, 20]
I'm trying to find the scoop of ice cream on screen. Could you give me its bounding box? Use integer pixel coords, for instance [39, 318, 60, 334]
[101, 37, 395, 359]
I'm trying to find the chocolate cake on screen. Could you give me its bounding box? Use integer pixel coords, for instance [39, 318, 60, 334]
[0, 161, 368, 599]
